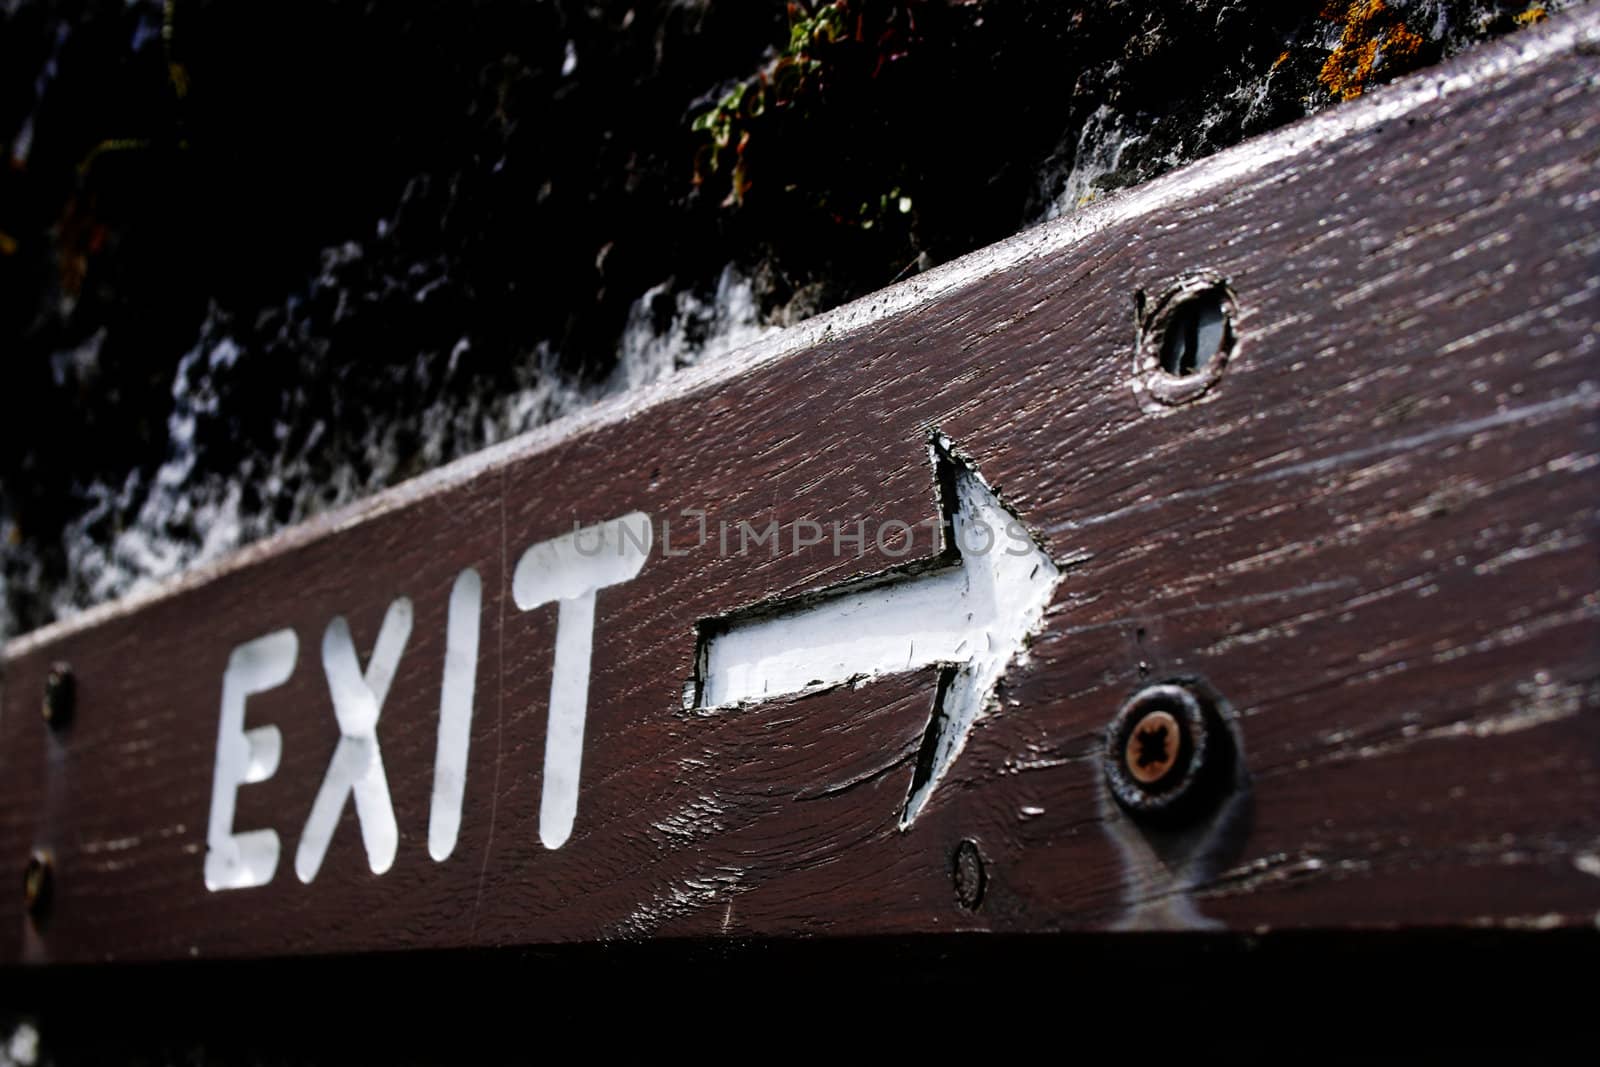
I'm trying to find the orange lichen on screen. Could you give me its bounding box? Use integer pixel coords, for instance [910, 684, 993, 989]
[1272, 49, 1291, 71]
[1516, 6, 1548, 26]
[1319, 0, 1427, 101]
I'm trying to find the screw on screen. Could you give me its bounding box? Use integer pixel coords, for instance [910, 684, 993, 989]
[952, 839, 986, 911]
[1104, 680, 1236, 823]
[1125, 708, 1183, 786]
[42, 661, 75, 730]
[23, 851, 53, 921]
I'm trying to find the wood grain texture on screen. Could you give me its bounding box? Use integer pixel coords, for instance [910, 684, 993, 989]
[2, 12, 1598, 964]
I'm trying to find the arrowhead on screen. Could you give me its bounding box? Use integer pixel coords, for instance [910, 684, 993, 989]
[691, 434, 1061, 829]
[899, 437, 1061, 829]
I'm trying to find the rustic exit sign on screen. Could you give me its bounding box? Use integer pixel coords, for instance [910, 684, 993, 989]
[3, 14, 1598, 964]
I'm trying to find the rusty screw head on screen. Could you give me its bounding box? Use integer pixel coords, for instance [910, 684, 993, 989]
[42, 661, 75, 730]
[952, 839, 986, 911]
[23, 850, 53, 921]
[1125, 708, 1183, 786]
[1104, 680, 1235, 824]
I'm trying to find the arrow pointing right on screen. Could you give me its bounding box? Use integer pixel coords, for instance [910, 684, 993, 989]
[693, 435, 1062, 828]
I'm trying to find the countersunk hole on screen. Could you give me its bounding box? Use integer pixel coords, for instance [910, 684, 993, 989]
[1134, 274, 1239, 408]
[952, 839, 986, 911]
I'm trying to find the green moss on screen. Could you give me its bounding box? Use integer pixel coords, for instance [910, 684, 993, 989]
[690, 1, 916, 223]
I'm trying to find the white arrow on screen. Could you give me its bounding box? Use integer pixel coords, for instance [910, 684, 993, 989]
[694, 435, 1062, 828]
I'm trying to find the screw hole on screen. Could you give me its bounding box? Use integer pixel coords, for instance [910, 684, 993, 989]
[951, 839, 986, 911]
[1134, 274, 1238, 407]
[1159, 288, 1228, 377]
[23, 850, 53, 924]
[1104, 681, 1236, 824]
[42, 662, 75, 732]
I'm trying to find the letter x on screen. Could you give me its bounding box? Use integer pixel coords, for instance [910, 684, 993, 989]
[295, 598, 412, 883]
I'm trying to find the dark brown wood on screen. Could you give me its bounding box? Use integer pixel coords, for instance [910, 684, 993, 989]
[3, 12, 1598, 965]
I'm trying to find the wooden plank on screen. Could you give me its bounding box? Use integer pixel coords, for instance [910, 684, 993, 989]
[2, 11, 1598, 965]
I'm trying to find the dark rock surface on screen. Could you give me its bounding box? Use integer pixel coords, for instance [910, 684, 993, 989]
[0, 0, 1573, 643]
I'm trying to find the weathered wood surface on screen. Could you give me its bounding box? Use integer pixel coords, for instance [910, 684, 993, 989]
[3, 11, 1598, 965]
